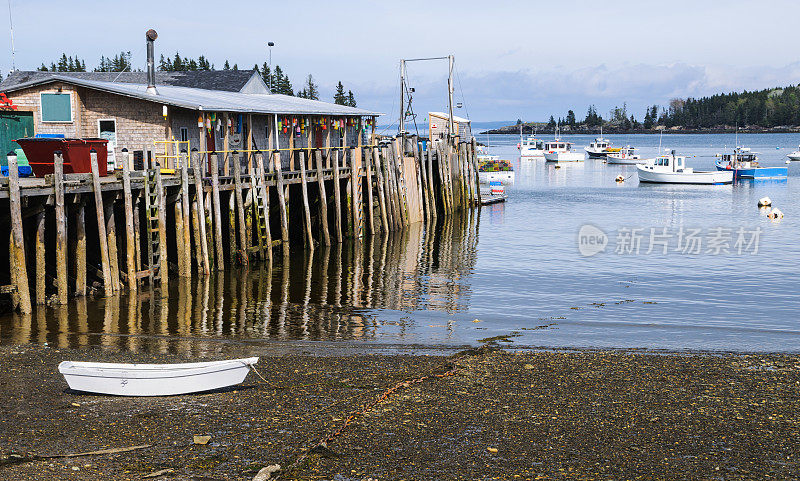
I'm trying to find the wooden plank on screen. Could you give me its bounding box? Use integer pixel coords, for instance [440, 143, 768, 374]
[192, 150, 210, 275]
[74, 199, 87, 296]
[314, 149, 331, 246]
[209, 153, 225, 270]
[53, 152, 68, 303]
[121, 149, 137, 291]
[232, 151, 249, 264]
[376, 146, 393, 231]
[104, 195, 121, 292]
[154, 167, 169, 294]
[413, 140, 426, 221]
[385, 145, 401, 229]
[179, 150, 192, 274]
[90, 150, 112, 296]
[364, 146, 375, 235]
[174, 182, 187, 276]
[352, 147, 363, 238]
[331, 149, 343, 242]
[372, 146, 388, 233]
[426, 143, 437, 219]
[34, 210, 46, 305]
[273, 150, 290, 254]
[298, 150, 314, 250]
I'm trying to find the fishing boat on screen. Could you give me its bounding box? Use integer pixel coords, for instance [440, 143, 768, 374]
[478, 158, 515, 184]
[637, 151, 733, 185]
[480, 181, 508, 204]
[518, 135, 546, 157]
[606, 145, 650, 165]
[715, 147, 787, 179]
[58, 357, 259, 396]
[584, 137, 613, 158]
[543, 140, 584, 162]
[787, 146, 800, 161]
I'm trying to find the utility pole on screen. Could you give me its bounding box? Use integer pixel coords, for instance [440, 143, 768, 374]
[447, 55, 455, 145]
[267, 41, 274, 93]
[399, 59, 406, 147]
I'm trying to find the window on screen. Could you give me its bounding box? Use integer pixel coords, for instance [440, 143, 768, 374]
[180, 127, 189, 143]
[40, 92, 72, 122]
[98, 119, 116, 145]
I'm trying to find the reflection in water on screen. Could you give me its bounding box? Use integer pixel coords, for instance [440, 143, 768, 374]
[0, 211, 480, 353]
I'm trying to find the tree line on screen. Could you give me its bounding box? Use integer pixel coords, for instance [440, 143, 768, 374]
[34, 52, 357, 107]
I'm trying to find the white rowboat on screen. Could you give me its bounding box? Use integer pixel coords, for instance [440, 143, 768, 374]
[58, 357, 259, 396]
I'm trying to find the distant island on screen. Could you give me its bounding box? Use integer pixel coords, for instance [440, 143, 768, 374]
[482, 84, 800, 135]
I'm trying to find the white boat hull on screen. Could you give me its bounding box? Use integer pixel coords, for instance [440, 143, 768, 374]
[607, 155, 650, 165]
[787, 152, 800, 161]
[59, 357, 259, 396]
[479, 171, 515, 184]
[544, 151, 584, 162]
[520, 148, 545, 157]
[636, 165, 732, 185]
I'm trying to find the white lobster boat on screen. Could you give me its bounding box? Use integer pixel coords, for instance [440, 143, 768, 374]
[518, 135, 546, 157]
[59, 357, 259, 396]
[787, 145, 800, 161]
[606, 146, 650, 165]
[636, 151, 732, 185]
[543, 140, 584, 162]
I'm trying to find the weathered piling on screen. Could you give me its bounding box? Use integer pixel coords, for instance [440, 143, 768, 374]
[2, 133, 478, 308]
[7, 152, 31, 313]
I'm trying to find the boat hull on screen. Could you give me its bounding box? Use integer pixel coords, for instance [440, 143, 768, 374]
[544, 152, 584, 162]
[715, 161, 788, 179]
[585, 150, 607, 159]
[479, 171, 515, 184]
[607, 155, 648, 165]
[58, 357, 259, 396]
[637, 165, 732, 185]
[787, 152, 800, 161]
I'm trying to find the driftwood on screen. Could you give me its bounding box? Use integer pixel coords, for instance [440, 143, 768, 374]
[0, 444, 152, 466]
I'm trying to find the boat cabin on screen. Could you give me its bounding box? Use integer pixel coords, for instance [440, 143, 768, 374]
[588, 137, 609, 150]
[721, 148, 759, 168]
[543, 140, 572, 152]
[647, 153, 686, 172]
[521, 136, 544, 150]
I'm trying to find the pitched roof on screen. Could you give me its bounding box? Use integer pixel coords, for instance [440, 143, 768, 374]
[0, 70, 263, 93]
[1, 74, 380, 117]
[429, 111, 471, 124]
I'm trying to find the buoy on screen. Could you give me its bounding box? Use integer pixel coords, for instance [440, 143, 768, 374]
[615, 175, 625, 183]
[786, 160, 791, 164]
[757, 197, 772, 208]
[767, 208, 783, 220]
[554, 164, 561, 169]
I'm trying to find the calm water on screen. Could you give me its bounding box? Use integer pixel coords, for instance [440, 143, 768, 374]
[2, 133, 799, 353]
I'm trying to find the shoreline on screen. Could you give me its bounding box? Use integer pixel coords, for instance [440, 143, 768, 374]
[480, 127, 800, 135]
[2, 343, 799, 480]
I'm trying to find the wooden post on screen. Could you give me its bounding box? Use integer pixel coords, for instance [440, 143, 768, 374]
[74, 199, 87, 296]
[223, 113, 230, 176]
[393, 139, 410, 226]
[418, 143, 432, 221]
[385, 146, 401, 229]
[179, 150, 192, 274]
[299, 150, 314, 250]
[121, 149, 137, 291]
[210, 152, 225, 270]
[192, 150, 210, 275]
[332, 149, 343, 242]
[90, 150, 112, 295]
[352, 146, 363, 238]
[34, 210, 46, 305]
[413, 138, 425, 221]
[232, 151, 249, 264]
[7, 152, 31, 313]
[104, 195, 121, 292]
[53, 151, 68, 303]
[427, 143, 437, 218]
[154, 167, 169, 293]
[471, 138, 481, 209]
[345, 149, 353, 237]
[314, 149, 331, 246]
[174, 183, 187, 276]
[372, 147, 388, 233]
[364, 146, 375, 235]
[273, 151, 290, 254]
[375, 146, 393, 231]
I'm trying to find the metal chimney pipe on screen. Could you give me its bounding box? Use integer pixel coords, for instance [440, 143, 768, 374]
[146, 29, 158, 95]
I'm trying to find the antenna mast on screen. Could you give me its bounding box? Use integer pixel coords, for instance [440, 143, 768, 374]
[7, 0, 15, 71]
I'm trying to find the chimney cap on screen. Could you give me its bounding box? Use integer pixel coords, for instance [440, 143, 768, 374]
[146, 29, 158, 41]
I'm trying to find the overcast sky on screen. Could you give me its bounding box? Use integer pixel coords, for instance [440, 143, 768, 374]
[4, 0, 800, 124]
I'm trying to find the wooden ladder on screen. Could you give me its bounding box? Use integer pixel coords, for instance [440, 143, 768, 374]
[250, 161, 272, 257]
[143, 168, 162, 288]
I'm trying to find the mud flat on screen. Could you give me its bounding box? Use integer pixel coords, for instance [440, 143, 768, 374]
[1, 343, 799, 480]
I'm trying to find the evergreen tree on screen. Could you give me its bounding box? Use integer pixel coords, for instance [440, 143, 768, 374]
[223, 60, 230, 70]
[333, 81, 347, 105]
[158, 54, 171, 71]
[298, 74, 319, 100]
[547, 115, 556, 128]
[197, 56, 211, 70]
[346, 90, 356, 107]
[566, 109, 576, 126]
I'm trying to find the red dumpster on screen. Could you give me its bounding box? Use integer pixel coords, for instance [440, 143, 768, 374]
[15, 138, 109, 177]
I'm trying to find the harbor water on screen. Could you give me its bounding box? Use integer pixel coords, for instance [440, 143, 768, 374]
[2, 133, 799, 353]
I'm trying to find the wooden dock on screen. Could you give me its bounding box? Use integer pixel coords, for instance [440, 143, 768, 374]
[1, 136, 481, 312]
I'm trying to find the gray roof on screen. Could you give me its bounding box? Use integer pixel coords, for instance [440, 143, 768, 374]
[1, 74, 381, 117]
[0, 70, 260, 92]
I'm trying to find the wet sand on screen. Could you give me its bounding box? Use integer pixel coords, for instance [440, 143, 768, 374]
[2, 343, 799, 480]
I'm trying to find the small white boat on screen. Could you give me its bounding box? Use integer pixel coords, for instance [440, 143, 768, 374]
[585, 137, 612, 158]
[606, 146, 650, 165]
[787, 146, 800, 161]
[59, 357, 259, 396]
[543, 140, 584, 162]
[518, 135, 546, 157]
[636, 151, 732, 185]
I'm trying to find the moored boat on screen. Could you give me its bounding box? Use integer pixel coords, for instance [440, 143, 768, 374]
[518, 135, 546, 157]
[585, 136, 612, 158]
[715, 147, 787, 179]
[637, 151, 732, 185]
[606, 145, 651, 165]
[59, 357, 259, 396]
[787, 146, 800, 161]
[543, 140, 584, 162]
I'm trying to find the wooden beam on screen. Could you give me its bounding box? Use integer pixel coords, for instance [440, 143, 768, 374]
[314, 149, 331, 246]
[209, 152, 225, 270]
[232, 151, 248, 264]
[154, 167, 169, 294]
[273, 150, 290, 255]
[192, 150, 211, 275]
[104, 195, 121, 292]
[74, 199, 87, 296]
[53, 151, 68, 303]
[179, 150, 192, 275]
[90, 150, 112, 296]
[121, 150, 137, 291]
[256, 152, 273, 264]
[372, 146, 388, 234]
[364, 146, 375, 235]
[298, 150, 314, 250]
[332, 149, 343, 242]
[34, 210, 46, 305]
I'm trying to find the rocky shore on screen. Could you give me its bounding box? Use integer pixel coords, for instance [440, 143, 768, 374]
[481, 124, 800, 135]
[2, 343, 799, 480]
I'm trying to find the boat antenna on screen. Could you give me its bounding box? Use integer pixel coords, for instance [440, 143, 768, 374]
[7, 0, 15, 71]
[658, 129, 663, 153]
